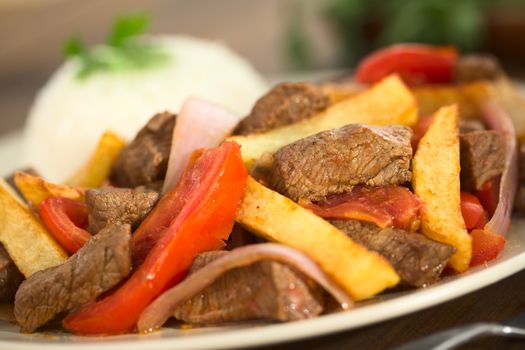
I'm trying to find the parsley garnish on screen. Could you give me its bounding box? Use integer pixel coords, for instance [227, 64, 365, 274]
[63, 13, 170, 79]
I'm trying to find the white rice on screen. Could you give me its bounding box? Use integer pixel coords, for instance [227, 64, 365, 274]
[23, 35, 267, 182]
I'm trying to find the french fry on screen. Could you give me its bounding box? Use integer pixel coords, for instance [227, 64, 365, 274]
[412, 81, 491, 119]
[14, 172, 85, 207]
[66, 130, 126, 188]
[229, 75, 417, 167]
[412, 105, 472, 272]
[490, 76, 525, 138]
[0, 179, 67, 277]
[319, 82, 361, 105]
[406, 77, 525, 138]
[236, 177, 400, 300]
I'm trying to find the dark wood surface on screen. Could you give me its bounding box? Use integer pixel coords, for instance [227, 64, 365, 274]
[2, 2, 525, 350]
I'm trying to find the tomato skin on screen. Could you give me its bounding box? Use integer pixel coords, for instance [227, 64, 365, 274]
[355, 44, 458, 86]
[63, 142, 248, 335]
[39, 197, 91, 255]
[131, 150, 204, 267]
[476, 180, 498, 217]
[411, 115, 435, 150]
[303, 185, 422, 231]
[470, 229, 506, 266]
[460, 192, 486, 231]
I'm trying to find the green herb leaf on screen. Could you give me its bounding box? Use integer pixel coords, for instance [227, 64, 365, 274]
[63, 36, 87, 58]
[108, 13, 149, 47]
[61, 13, 169, 80]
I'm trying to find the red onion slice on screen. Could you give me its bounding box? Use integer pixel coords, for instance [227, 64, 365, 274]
[137, 243, 353, 333]
[481, 101, 518, 236]
[162, 98, 240, 193]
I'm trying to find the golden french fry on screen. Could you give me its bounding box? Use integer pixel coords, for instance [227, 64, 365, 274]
[412, 105, 472, 272]
[490, 76, 525, 138]
[412, 81, 491, 119]
[229, 75, 418, 167]
[319, 82, 362, 105]
[14, 172, 85, 207]
[66, 130, 126, 188]
[0, 179, 67, 277]
[236, 177, 400, 300]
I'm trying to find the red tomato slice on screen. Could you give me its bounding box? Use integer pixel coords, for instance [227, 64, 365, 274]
[460, 192, 486, 231]
[470, 229, 506, 266]
[39, 197, 91, 255]
[411, 115, 435, 150]
[131, 150, 204, 267]
[302, 185, 422, 230]
[63, 141, 248, 335]
[476, 180, 498, 217]
[355, 44, 458, 86]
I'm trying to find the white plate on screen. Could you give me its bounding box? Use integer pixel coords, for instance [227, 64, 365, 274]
[1, 132, 525, 350]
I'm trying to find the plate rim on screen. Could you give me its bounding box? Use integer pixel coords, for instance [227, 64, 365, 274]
[0, 219, 524, 350]
[1, 134, 525, 350]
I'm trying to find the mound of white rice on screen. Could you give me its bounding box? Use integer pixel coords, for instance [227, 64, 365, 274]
[24, 35, 267, 182]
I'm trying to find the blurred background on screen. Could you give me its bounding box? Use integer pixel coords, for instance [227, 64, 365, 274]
[2, 0, 525, 136]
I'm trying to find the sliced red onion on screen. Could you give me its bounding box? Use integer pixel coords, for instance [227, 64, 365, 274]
[137, 243, 353, 333]
[162, 98, 240, 193]
[481, 101, 518, 236]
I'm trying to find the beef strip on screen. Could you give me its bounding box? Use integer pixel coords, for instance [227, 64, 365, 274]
[459, 119, 486, 134]
[0, 244, 24, 303]
[271, 124, 413, 202]
[234, 82, 329, 135]
[330, 220, 455, 287]
[14, 224, 132, 333]
[224, 224, 258, 250]
[173, 251, 323, 324]
[85, 187, 159, 234]
[454, 54, 503, 83]
[110, 112, 175, 189]
[460, 130, 506, 191]
[515, 140, 525, 213]
[249, 152, 275, 187]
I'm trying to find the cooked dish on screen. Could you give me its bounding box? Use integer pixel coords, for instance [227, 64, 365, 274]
[23, 14, 266, 183]
[1, 40, 524, 337]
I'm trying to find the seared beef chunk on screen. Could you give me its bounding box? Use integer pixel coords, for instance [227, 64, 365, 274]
[86, 187, 159, 234]
[330, 220, 455, 287]
[271, 124, 413, 202]
[225, 224, 257, 250]
[0, 244, 23, 303]
[454, 54, 503, 83]
[14, 224, 132, 333]
[459, 119, 486, 134]
[249, 152, 275, 186]
[110, 112, 175, 189]
[460, 130, 505, 191]
[234, 82, 329, 135]
[517, 188, 525, 213]
[173, 251, 323, 324]
[515, 141, 525, 213]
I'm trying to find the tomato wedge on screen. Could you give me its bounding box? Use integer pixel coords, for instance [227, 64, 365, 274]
[476, 180, 498, 217]
[355, 44, 458, 86]
[411, 115, 434, 150]
[39, 197, 91, 255]
[302, 185, 422, 230]
[460, 192, 486, 231]
[63, 141, 248, 335]
[132, 150, 204, 267]
[470, 229, 506, 266]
